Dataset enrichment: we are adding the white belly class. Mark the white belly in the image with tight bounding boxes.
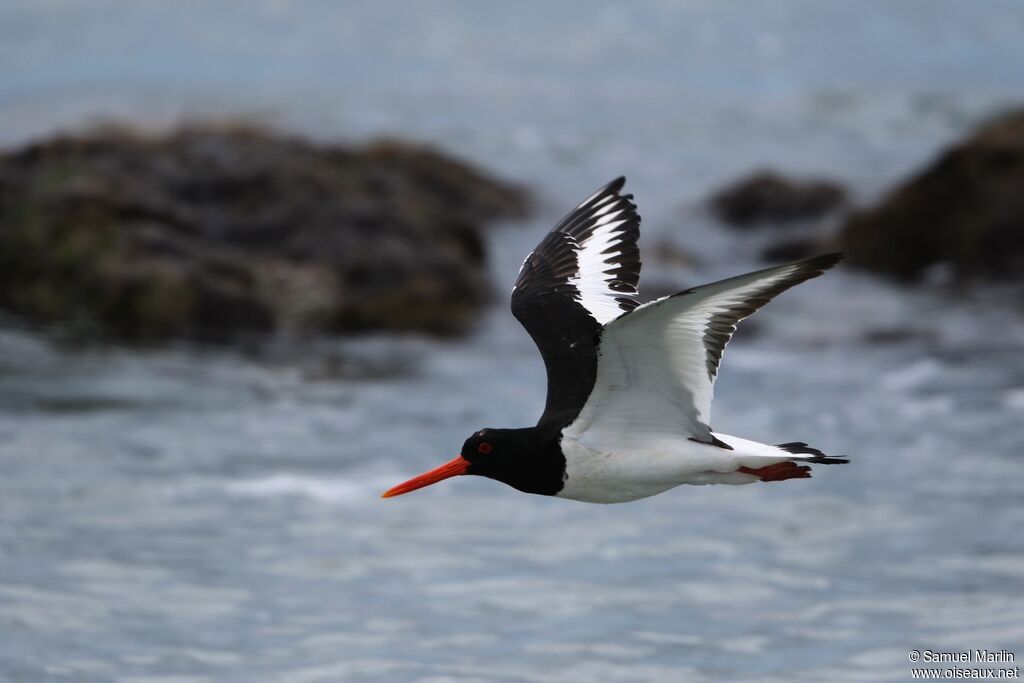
[556,429,757,504]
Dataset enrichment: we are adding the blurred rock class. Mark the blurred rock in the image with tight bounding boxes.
[708,170,846,228]
[862,327,935,345]
[759,239,817,263]
[638,280,689,303]
[647,238,700,269]
[842,109,1024,281]
[758,236,843,263]
[0,124,528,341]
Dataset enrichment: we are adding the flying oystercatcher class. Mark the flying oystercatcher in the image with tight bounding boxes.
[383,177,847,503]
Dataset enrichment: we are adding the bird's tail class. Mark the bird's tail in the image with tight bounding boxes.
[736,442,849,482]
[711,432,849,483]
[774,441,850,465]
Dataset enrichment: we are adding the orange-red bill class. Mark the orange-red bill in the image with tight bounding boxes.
[381,455,469,498]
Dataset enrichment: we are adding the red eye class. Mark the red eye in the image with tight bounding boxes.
[477,442,492,454]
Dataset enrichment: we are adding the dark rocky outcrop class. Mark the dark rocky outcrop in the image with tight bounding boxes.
[841,110,1024,281]
[0,124,528,341]
[708,170,846,228]
[758,239,820,263]
[647,239,700,269]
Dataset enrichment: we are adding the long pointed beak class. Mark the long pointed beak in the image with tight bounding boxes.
[381,455,470,498]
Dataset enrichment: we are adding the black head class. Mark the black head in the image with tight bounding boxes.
[459,428,523,476]
[463,428,566,496]
[382,426,565,498]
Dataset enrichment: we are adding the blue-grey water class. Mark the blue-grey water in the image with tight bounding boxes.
[2,2,1024,681]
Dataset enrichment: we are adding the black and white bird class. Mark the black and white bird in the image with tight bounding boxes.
[383,177,847,504]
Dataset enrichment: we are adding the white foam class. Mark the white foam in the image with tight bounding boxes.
[1005,388,1024,411]
[223,474,371,503]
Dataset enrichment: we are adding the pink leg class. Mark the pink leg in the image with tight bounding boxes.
[737,461,811,482]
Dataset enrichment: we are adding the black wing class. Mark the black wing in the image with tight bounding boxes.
[511,177,642,424]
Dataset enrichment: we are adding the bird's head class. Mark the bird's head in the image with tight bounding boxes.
[381,428,539,498]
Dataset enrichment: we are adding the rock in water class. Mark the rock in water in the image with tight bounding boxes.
[0,124,528,341]
[842,110,1024,281]
[708,170,846,228]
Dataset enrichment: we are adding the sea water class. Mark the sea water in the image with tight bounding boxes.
[1,2,1023,681]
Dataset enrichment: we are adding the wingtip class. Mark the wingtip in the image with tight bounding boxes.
[797,252,844,273]
[576,176,631,210]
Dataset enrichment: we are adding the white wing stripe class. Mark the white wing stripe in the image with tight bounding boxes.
[570,218,635,325]
[589,201,626,221]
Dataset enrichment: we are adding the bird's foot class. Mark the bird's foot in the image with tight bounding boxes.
[738,462,811,482]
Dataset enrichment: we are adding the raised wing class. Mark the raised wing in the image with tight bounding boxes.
[569,254,842,448]
[512,177,642,423]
